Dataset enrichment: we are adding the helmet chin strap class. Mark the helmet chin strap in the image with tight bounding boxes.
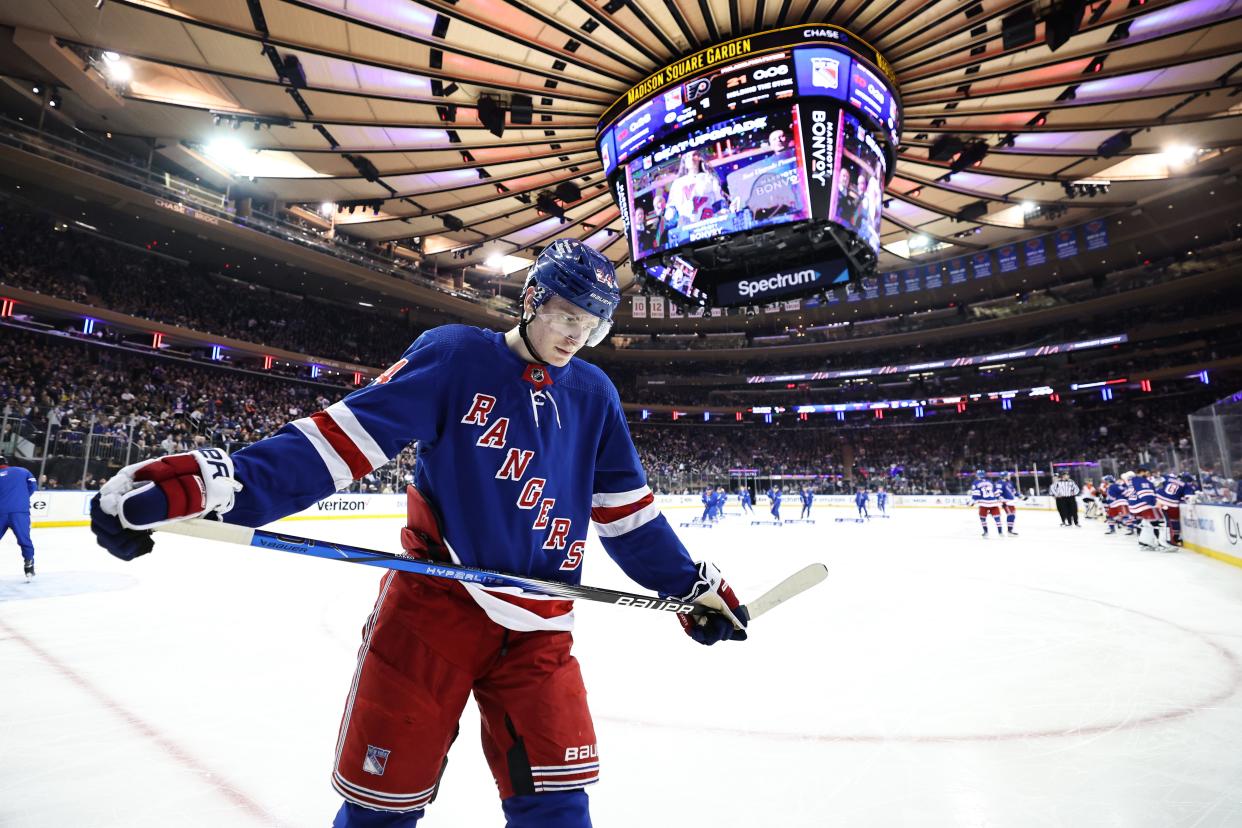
[518,312,550,366]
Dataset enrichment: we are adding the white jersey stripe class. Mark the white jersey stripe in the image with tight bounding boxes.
[591,485,653,508]
[592,501,659,537]
[333,772,436,802]
[292,417,354,490]
[326,400,389,471]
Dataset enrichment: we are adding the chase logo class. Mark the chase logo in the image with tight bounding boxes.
[363,745,391,776]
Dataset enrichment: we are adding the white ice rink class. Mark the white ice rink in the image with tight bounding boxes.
[3,505,1242,828]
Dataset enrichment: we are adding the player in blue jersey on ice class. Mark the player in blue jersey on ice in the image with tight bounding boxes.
[89,239,748,828]
[766,486,782,520]
[875,485,888,516]
[0,455,38,580]
[854,487,869,518]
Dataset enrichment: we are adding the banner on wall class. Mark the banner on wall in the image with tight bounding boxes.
[649,295,665,318]
[668,302,683,318]
[1055,228,1079,259]
[632,295,647,318]
[903,268,921,292]
[883,272,900,295]
[1023,236,1047,267]
[948,258,968,284]
[923,265,943,290]
[783,299,800,311]
[971,252,993,278]
[862,276,880,299]
[1084,219,1109,251]
[998,245,1019,273]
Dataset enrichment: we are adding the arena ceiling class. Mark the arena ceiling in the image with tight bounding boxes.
[1,0,1240,290]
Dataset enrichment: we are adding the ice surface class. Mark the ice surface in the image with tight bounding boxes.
[3,506,1242,827]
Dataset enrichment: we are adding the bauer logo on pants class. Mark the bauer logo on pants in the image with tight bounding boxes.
[363,745,391,776]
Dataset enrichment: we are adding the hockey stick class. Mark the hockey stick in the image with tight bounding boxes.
[156,520,826,621]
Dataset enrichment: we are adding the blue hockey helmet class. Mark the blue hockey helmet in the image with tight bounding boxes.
[975,469,987,478]
[522,239,621,347]
[1179,472,1196,483]
[1102,474,1116,483]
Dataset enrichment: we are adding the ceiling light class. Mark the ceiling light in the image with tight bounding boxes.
[102,51,121,62]
[485,253,505,270]
[1021,201,1037,215]
[319,202,334,216]
[358,301,373,307]
[104,58,132,84]
[1161,145,1198,166]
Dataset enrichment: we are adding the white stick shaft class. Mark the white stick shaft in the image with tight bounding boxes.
[745,563,828,619]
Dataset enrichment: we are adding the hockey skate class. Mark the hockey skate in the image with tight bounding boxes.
[1007,529,1019,536]
[23,559,34,582]
[981,528,989,537]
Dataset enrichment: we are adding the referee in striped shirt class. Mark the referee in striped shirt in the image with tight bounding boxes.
[1050,473,1081,526]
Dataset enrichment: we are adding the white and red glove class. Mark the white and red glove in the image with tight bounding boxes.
[676,561,749,645]
[98,448,243,530]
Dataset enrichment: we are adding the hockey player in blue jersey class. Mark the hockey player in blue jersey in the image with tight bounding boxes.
[738,487,753,514]
[700,487,713,523]
[799,487,813,519]
[89,239,748,828]
[998,472,1021,536]
[767,486,782,520]
[1102,475,1127,534]
[854,487,869,518]
[0,455,38,580]
[971,470,1004,537]
[875,486,888,516]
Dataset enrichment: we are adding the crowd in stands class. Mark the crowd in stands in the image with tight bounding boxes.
[0,323,1210,496]
[0,202,424,366]
[631,392,1205,495]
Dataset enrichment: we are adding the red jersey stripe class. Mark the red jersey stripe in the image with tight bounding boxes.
[591,492,655,524]
[310,410,372,481]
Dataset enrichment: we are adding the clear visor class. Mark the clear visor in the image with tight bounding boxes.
[535,308,612,347]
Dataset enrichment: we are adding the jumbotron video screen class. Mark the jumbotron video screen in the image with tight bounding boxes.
[597,26,901,308]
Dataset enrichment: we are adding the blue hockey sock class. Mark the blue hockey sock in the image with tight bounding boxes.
[502,790,591,828]
[333,801,423,827]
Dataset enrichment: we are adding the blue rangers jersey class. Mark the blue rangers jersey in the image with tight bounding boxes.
[0,463,37,511]
[853,490,869,506]
[1106,482,1127,507]
[876,491,888,506]
[1156,478,1187,508]
[970,479,1000,506]
[739,490,751,505]
[225,325,698,632]
[998,480,1019,502]
[1132,476,1158,509]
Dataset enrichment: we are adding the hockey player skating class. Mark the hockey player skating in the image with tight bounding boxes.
[971,470,1004,537]
[799,487,813,519]
[1102,475,1127,534]
[88,240,748,828]
[738,487,754,514]
[875,486,888,516]
[1081,479,1100,519]
[998,472,1022,536]
[1131,465,1172,550]
[853,487,869,518]
[1156,473,1196,546]
[700,487,714,523]
[767,486,782,520]
[0,454,38,580]
[713,486,727,522]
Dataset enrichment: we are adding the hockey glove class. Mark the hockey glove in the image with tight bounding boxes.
[674,561,749,646]
[99,448,242,529]
[90,495,154,561]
